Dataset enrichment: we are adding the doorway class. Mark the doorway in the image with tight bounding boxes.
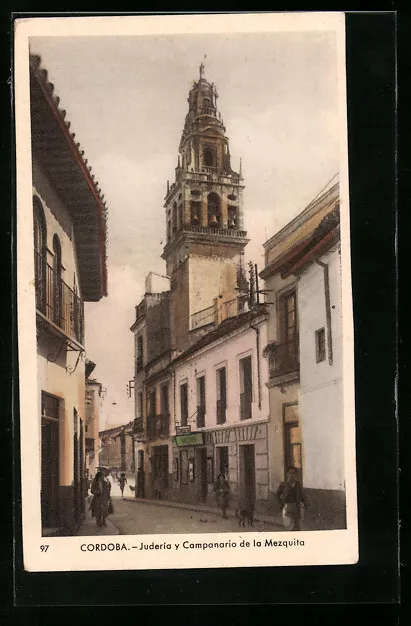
[41,393,60,531]
[152,445,169,498]
[195,447,208,502]
[283,403,303,484]
[217,446,229,476]
[239,444,255,508]
[137,450,145,497]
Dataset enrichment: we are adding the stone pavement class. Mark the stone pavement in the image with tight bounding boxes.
[122,495,283,529]
[75,495,119,536]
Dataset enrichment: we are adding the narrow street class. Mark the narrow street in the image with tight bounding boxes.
[109,497,278,535]
[76,473,280,536]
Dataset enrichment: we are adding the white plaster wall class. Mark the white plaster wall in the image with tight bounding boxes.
[298,245,344,490]
[37,348,86,487]
[34,161,86,489]
[33,162,80,296]
[174,319,269,430]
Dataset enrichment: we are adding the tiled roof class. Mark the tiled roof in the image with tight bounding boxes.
[30,54,108,300]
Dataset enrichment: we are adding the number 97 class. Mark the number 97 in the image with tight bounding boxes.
[40,545,49,552]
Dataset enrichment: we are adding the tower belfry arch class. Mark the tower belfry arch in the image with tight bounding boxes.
[162,66,249,352]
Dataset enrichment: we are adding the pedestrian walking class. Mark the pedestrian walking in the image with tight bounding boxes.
[90,468,113,527]
[214,471,230,519]
[118,472,127,498]
[276,466,307,531]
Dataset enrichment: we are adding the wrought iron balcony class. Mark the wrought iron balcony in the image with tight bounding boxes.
[197,405,206,428]
[35,251,84,345]
[133,416,144,434]
[240,393,252,420]
[216,399,226,424]
[147,414,170,440]
[267,338,300,379]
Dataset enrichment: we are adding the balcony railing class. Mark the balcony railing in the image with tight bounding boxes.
[191,304,216,330]
[267,338,300,379]
[35,251,84,345]
[216,399,226,424]
[182,224,247,238]
[197,405,206,428]
[133,416,144,434]
[200,107,215,116]
[240,393,252,420]
[147,414,170,440]
[182,171,240,186]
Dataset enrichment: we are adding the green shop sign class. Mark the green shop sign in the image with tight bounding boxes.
[174,433,204,447]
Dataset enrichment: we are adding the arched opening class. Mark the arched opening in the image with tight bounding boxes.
[228,206,238,229]
[207,193,221,227]
[172,202,177,234]
[178,203,184,230]
[33,196,47,313]
[52,234,63,325]
[203,146,216,168]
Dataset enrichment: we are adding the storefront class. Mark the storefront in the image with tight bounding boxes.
[170,422,269,513]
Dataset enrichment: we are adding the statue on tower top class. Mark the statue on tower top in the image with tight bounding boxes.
[199,55,207,79]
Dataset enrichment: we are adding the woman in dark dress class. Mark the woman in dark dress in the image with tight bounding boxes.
[214,471,230,519]
[90,469,112,526]
[276,466,307,531]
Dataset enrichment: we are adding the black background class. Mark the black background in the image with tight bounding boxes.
[2,7,402,622]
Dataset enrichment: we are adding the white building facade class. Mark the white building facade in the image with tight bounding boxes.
[169,306,270,513]
[31,54,108,536]
[261,181,345,529]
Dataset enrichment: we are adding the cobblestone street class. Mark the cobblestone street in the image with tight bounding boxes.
[75,473,283,536]
[109,497,279,535]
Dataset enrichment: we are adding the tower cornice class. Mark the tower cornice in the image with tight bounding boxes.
[161,225,249,262]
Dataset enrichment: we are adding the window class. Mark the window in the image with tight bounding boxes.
[197,376,206,428]
[136,335,144,372]
[178,204,184,230]
[138,392,143,417]
[52,234,62,325]
[147,389,156,440]
[283,403,302,484]
[239,355,252,420]
[281,290,297,343]
[216,367,227,424]
[33,197,47,313]
[180,382,188,426]
[270,289,299,377]
[203,146,216,168]
[148,389,156,417]
[172,202,177,233]
[161,384,169,416]
[315,328,326,362]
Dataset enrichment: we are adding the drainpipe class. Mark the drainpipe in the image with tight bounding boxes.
[250,320,262,410]
[316,260,333,366]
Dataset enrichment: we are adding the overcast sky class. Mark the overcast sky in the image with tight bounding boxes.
[30,30,340,429]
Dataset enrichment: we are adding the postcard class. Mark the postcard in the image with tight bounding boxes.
[15,12,357,572]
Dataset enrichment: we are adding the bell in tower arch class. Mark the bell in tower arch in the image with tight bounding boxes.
[207,192,221,227]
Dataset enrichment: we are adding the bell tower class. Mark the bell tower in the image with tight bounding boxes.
[162,62,249,352]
